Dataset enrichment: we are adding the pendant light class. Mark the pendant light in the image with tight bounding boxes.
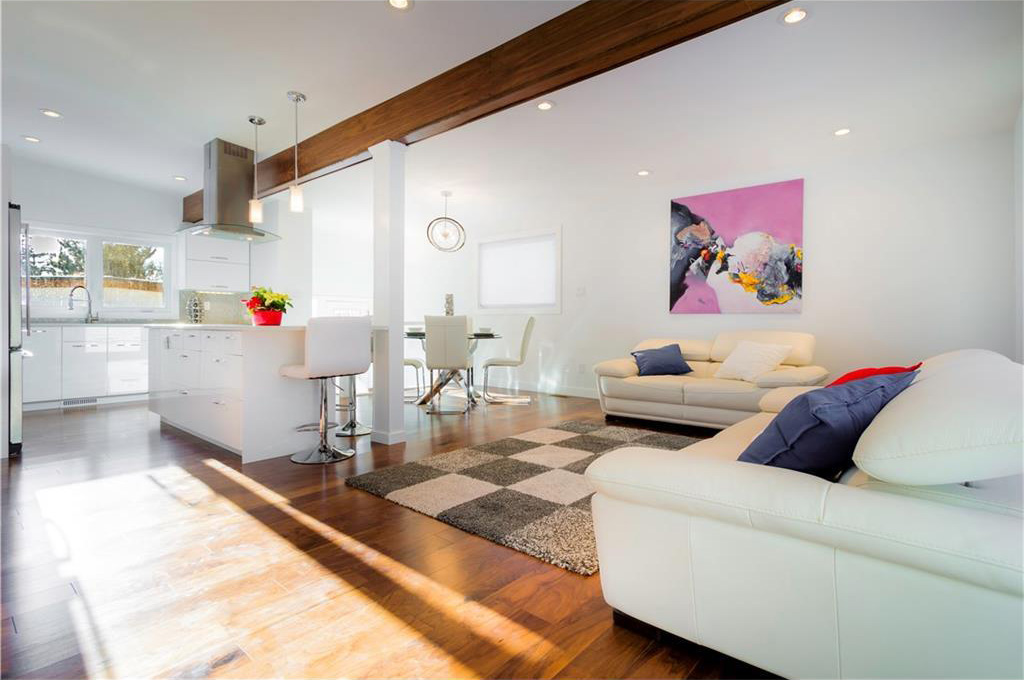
[427,190,466,252]
[248,115,266,224]
[287,91,307,213]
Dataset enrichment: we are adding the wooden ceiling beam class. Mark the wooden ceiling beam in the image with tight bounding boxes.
[182,0,785,220]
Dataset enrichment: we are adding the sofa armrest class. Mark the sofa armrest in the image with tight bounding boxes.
[754,365,829,388]
[594,357,638,379]
[758,385,821,413]
[587,448,1023,595]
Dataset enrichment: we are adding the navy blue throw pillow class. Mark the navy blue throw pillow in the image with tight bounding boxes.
[738,371,918,481]
[631,344,692,377]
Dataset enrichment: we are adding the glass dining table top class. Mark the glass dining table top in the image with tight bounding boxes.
[404,332,502,339]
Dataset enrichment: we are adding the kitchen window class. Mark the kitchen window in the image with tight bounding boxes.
[26,223,175,318]
[102,241,166,308]
[27,234,88,311]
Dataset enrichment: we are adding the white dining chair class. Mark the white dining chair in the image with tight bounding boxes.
[482,316,535,404]
[404,358,425,403]
[424,315,472,414]
[279,316,371,464]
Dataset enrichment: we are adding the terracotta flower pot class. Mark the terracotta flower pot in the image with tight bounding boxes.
[251,309,283,326]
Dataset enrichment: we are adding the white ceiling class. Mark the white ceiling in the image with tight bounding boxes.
[401,0,1022,204]
[1,0,577,194]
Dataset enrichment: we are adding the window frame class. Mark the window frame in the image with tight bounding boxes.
[26,220,177,319]
[475,228,562,316]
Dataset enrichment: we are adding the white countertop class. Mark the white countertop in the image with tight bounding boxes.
[143,323,305,331]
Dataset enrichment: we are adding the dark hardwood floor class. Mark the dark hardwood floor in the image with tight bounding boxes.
[1,394,771,679]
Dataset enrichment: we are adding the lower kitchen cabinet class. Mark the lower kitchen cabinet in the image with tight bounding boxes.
[22,328,61,403]
[62,337,108,399]
[23,325,151,405]
[107,327,148,395]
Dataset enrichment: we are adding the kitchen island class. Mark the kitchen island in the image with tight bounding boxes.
[147,324,320,463]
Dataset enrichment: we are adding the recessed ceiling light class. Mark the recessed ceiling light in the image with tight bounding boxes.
[39,109,62,118]
[782,7,808,24]
[22,135,40,143]
[173,175,187,181]
[833,128,851,137]
[536,100,555,111]
[637,169,651,177]
[389,0,409,8]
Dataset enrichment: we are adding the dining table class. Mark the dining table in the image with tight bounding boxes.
[405,331,503,407]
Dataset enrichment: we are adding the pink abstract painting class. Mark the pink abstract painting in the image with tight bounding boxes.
[669,178,803,314]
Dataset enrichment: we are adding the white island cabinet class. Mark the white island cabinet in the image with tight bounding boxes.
[147,324,320,463]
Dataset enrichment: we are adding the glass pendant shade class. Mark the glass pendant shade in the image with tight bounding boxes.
[248,198,264,224]
[289,184,304,213]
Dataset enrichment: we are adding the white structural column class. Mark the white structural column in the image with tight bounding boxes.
[369,140,406,444]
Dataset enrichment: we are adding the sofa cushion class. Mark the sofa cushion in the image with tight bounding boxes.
[593,357,638,379]
[710,330,816,367]
[631,344,691,376]
[714,341,792,382]
[854,350,1023,485]
[739,371,918,481]
[759,386,822,413]
[683,378,767,412]
[632,338,712,362]
[600,375,693,404]
[755,365,829,387]
[680,412,775,461]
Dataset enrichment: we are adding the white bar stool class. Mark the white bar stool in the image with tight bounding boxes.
[280,316,371,464]
[335,375,372,437]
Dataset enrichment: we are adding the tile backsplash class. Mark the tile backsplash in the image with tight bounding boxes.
[178,290,248,325]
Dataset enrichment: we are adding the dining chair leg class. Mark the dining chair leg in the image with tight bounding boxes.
[482,365,531,405]
[426,369,471,415]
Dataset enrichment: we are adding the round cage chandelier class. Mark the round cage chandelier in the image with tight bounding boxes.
[426,190,465,252]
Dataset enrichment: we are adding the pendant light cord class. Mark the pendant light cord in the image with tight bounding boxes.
[293,99,299,183]
[253,122,259,199]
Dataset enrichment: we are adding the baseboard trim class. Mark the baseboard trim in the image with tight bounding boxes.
[371,429,406,445]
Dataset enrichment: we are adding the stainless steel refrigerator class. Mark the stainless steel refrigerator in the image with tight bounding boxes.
[7,202,27,456]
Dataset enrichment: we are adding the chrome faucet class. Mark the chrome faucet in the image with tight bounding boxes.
[68,285,98,323]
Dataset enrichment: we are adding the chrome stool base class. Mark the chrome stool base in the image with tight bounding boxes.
[290,445,354,465]
[297,422,338,433]
[336,421,372,437]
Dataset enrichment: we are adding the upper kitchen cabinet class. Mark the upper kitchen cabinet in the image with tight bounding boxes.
[179,233,250,292]
[187,235,249,265]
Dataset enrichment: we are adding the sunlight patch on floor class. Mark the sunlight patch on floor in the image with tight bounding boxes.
[203,458,560,664]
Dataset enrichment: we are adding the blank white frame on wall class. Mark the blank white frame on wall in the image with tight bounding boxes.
[476,229,561,315]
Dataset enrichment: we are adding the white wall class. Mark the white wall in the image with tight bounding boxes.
[250,197,314,325]
[396,131,1017,398]
[9,154,182,235]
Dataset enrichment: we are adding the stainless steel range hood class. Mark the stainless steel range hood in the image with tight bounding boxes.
[178,138,279,243]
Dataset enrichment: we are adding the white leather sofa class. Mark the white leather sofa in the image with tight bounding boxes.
[586,349,1023,679]
[594,331,828,429]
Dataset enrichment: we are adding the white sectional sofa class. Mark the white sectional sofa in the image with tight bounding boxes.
[586,349,1023,679]
[594,331,829,429]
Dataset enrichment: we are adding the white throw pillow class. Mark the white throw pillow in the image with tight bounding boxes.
[714,340,792,382]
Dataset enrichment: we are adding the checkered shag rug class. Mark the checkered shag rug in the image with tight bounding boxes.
[345,419,705,575]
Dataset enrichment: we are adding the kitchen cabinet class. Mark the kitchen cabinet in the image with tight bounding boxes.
[184,259,249,293]
[107,327,148,395]
[62,330,108,399]
[22,328,61,403]
[181,234,250,292]
[187,235,249,265]
[22,325,150,405]
[147,325,318,462]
